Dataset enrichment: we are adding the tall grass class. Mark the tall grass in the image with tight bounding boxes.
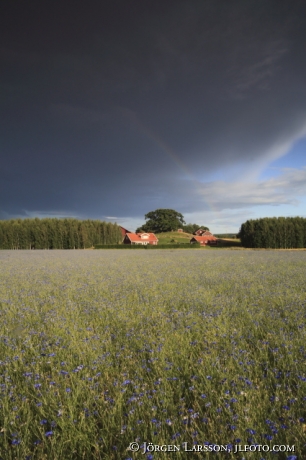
[0,250,305,459]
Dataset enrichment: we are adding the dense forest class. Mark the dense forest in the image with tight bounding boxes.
[238,217,306,248]
[0,218,122,249]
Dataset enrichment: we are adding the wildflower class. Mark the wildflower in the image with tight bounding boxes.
[45,431,53,437]
[11,439,21,445]
[59,370,69,376]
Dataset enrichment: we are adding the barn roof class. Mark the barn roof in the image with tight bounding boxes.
[125,232,158,242]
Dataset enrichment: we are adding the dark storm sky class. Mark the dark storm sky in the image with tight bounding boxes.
[1,0,306,231]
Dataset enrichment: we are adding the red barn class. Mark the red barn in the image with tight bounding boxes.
[193,229,212,236]
[123,232,158,245]
[190,235,218,246]
[120,226,131,237]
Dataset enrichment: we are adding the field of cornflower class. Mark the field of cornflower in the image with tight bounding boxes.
[0,249,305,460]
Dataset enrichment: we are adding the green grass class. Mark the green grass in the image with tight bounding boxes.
[0,250,305,459]
[156,231,194,244]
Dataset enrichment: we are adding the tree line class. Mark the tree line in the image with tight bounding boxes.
[0,218,122,249]
[238,217,306,248]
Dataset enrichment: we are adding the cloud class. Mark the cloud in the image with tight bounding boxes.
[227,39,288,98]
[195,167,306,211]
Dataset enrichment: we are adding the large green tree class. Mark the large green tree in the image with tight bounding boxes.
[137,208,186,233]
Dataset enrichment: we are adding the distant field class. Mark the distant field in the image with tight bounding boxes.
[0,250,305,459]
[155,232,242,248]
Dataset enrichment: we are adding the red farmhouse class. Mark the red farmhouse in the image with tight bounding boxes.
[123,232,158,245]
[190,234,218,246]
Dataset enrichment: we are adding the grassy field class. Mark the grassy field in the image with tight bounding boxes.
[154,231,193,244]
[0,250,305,459]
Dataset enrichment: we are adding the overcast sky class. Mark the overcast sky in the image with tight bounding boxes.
[1,0,306,233]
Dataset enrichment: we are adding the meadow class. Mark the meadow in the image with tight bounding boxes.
[0,249,305,460]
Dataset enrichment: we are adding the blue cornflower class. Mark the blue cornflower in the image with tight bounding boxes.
[66,388,71,393]
[40,419,48,425]
[45,431,53,437]
[59,370,69,375]
[11,439,21,445]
